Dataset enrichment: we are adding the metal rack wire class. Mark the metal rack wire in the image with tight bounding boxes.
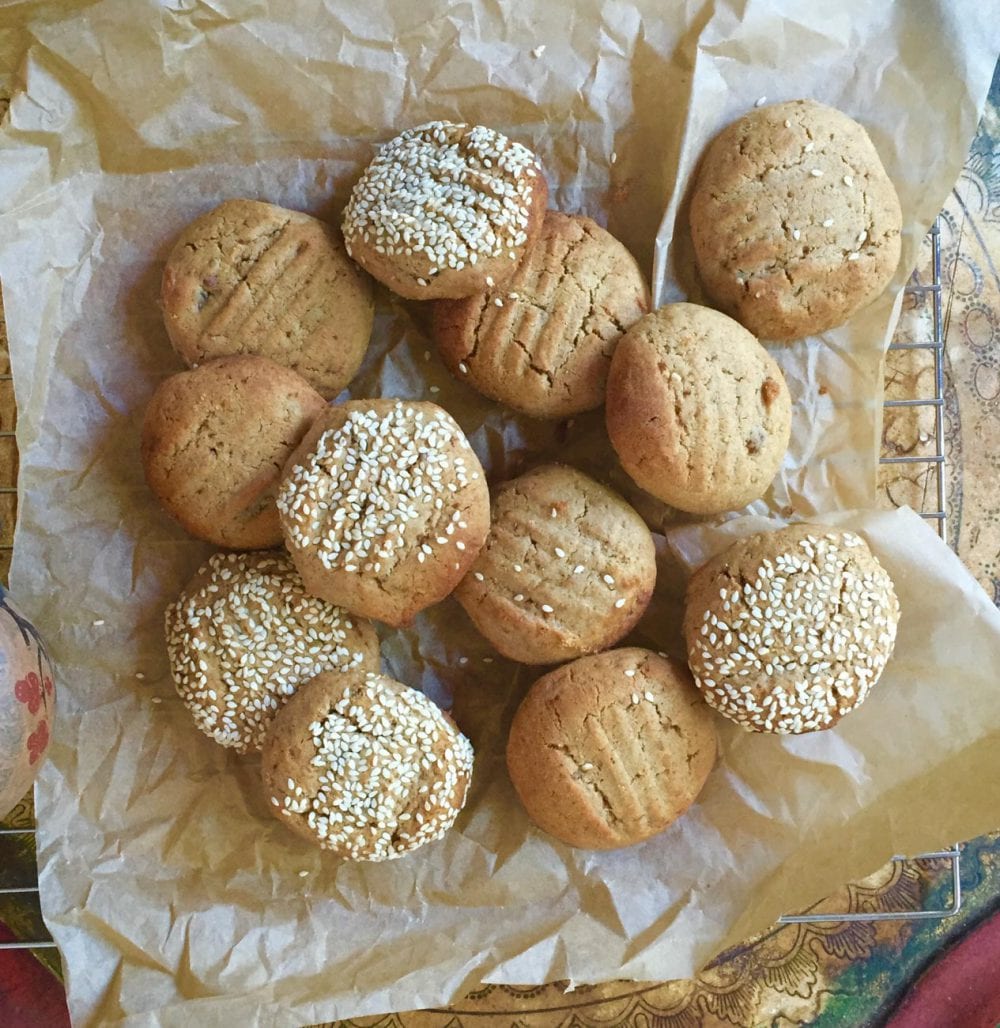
[0,221,959,953]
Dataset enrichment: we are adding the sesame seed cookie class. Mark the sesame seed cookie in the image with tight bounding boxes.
[161,200,374,398]
[683,524,900,734]
[455,464,656,665]
[277,399,490,627]
[506,648,717,850]
[261,669,474,861]
[433,211,650,418]
[141,355,327,549]
[605,303,791,514]
[342,121,548,300]
[165,551,379,754]
[689,99,902,340]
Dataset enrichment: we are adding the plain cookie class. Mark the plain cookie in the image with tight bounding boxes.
[165,551,379,754]
[690,99,902,340]
[455,463,656,665]
[342,121,548,300]
[277,399,490,626]
[141,355,327,549]
[506,647,717,849]
[683,524,900,734]
[161,199,374,398]
[433,211,649,418]
[606,303,791,514]
[261,669,474,860]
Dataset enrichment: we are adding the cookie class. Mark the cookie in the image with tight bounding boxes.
[506,648,717,850]
[261,669,474,860]
[342,121,548,300]
[455,464,656,665]
[141,355,327,549]
[683,524,900,734]
[277,399,490,626]
[689,99,902,340]
[161,200,374,398]
[433,211,649,418]
[606,303,791,514]
[165,551,379,754]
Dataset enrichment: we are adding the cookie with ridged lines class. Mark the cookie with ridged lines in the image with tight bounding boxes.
[455,463,656,665]
[262,670,474,860]
[141,355,327,549]
[689,99,902,340]
[276,399,490,627]
[433,211,650,418]
[161,199,374,398]
[165,551,379,754]
[506,647,717,850]
[342,121,548,300]
[683,524,900,734]
[606,303,791,514]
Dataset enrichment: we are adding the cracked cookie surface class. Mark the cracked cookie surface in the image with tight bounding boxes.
[433,211,649,418]
[683,524,900,734]
[161,199,374,398]
[606,302,791,514]
[262,669,474,860]
[141,355,327,548]
[277,398,490,626]
[689,99,902,340]
[506,647,717,850]
[455,463,656,665]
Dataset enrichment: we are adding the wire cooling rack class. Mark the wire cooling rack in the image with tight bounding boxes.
[0,222,959,953]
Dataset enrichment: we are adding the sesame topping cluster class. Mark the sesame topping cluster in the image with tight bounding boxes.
[342,121,539,281]
[275,673,474,860]
[165,552,369,752]
[688,532,899,734]
[277,403,479,575]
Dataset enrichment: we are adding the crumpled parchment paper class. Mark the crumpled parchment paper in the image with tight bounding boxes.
[0,1,998,1024]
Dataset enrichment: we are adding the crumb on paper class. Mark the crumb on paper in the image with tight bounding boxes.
[92,619,105,626]
[531,45,546,58]
[755,96,767,107]
[135,672,145,680]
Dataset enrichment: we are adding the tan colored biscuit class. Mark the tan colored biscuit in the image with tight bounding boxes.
[506,647,717,850]
[161,199,374,398]
[165,551,379,754]
[277,399,490,626]
[433,211,649,418]
[455,464,656,665]
[141,355,327,549]
[689,99,902,340]
[606,303,791,514]
[683,524,900,734]
[261,669,474,860]
[342,121,548,300]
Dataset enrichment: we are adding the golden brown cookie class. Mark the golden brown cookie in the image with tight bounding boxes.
[161,199,374,398]
[606,303,791,514]
[277,399,490,626]
[141,355,327,549]
[165,551,379,754]
[683,524,900,734]
[433,211,649,418]
[261,669,474,860]
[506,647,717,850]
[455,464,656,665]
[342,121,548,300]
[689,99,902,340]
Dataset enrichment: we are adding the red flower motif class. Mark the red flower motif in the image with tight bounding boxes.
[43,675,54,698]
[14,672,42,715]
[27,720,49,765]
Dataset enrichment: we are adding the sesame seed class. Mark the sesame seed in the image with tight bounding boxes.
[513,563,523,572]
[550,507,558,518]
[151,697,163,704]
[531,44,546,57]
[458,362,469,374]
[541,604,554,614]
[754,96,767,107]
[135,672,145,680]
[494,297,504,307]
[485,275,495,287]
[92,619,105,627]
[803,142,814,153]
[847,252,860,261]
[514,593,525,602]
[554,547,566,558]
[603,574,615,585]
[580,762,594,771]
[810,168,823,177]
[474,572,485,581]
[610,151,617,164]
[298,870,309,877]
[624,669,636,677]
[792,228,800,241]
[483,657,493,664]
[573,565,585,574]
[784,119,792,128]
[822,218,834,228]
[614,598,626,609]
[843,174,853,186]
[429,385,440,393]
[459,656,469,665]
[631,692,640,705]
[644,691,655,702]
